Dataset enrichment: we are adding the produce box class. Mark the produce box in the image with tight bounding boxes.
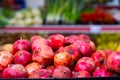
[0,32,120,80]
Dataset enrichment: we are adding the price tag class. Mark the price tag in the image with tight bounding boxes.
[90,25,102,34]
[26,0,45,8]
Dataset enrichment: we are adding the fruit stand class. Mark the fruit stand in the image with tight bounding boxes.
[0,0,120,80]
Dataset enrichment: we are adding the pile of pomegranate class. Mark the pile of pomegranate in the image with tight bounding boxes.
[0,34,120,79]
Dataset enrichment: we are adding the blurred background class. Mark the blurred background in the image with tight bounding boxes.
[0,0,120,51]
[0,0,120,26]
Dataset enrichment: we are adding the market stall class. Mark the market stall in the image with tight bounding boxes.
[0,0,120,80]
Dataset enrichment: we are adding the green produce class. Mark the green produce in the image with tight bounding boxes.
[0,8,15,27]
[9,8,43,26]
[0,13,8,27]
[94,33,120,50]
[45,0,86,24]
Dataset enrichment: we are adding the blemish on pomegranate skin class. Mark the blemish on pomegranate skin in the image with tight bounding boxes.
[63,71,67,74]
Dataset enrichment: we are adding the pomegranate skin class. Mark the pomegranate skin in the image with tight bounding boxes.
[25,62,42,75]
[46,65,55,75]
[52,66,72,78]
[0,71,2,78]
[49,34,65,50]
[12,39,31,55]
[65,35,79,44]
[62,44,81,63]
[91,50,106,67]
[74,57,95,74]
[55,44,81,64]
[32,45,54,67]
[2,64,28,78]
[65,34,90,45]
[0,51,13,71]
[93,67,113,77]
[30,35,42,43]
[32,38,50,51]
[106,51,120,73]
[77,34,90,40]
[54,52,73,69]
[73,40,96,57]
[104,49,112,56]
[14,50,32,66]
[72,71,91,78]
[29,68,51,78]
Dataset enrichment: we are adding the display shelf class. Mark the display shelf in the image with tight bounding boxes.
[1,25,120,33]
[1,76,120,80]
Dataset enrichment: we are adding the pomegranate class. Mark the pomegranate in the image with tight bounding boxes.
[63,44,81,63]
[29,68,51,78]
[32,38,50,51]
[104,49,113,61]
[72,71,91,78]
[25,62,42,75]
[73,40,96,57]
[12,38,31,55]
[30,35,42,43]
[32,45,54,67]
[106,51,120,73]
[104,49,112,56]
[0,71,2,78]
[56,44,81,63]
[14,50,32,66]
[74,57,95,74]
[0,66,4,72]
[55,47,64,54]
[2,64,28,78]
[46,65,55,75]
[54,52,73,69]
[77,34,90,40]
[91,50,106,67]
[65,34,90,45]
[0,51,13,71]
[65,35,79,44]
[93,67,113,77]
[52,66,72,78]
[49,34,65,50]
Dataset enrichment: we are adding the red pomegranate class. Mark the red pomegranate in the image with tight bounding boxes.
[30,35,42,43]
[77,34,90,40]
[106,51,120,73]
[12,38,31,55]
[104,49,112,56]
[91,50,106,67]
[0,51,13,71]
[49,34,65,50]
[52,66,72,78]
[32,45,54,67]
[54,52,73,69]
[0,71,2,78]
[65,35,79,44]
[74,57,95,74]
[14,50,32,66]
[72,71,91,78]
[93,67,113,77]
[25,62,42,75]
[29,68,51,78]
[32,38,51,51]
[2,64,28,78]
[73,40,96,57]
[56,44,81,63]
[46,65,55,75]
